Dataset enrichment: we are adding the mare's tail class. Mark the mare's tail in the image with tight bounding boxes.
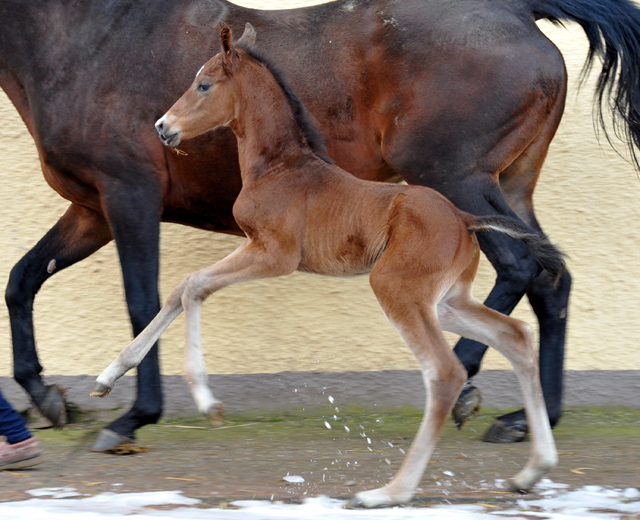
[468,216,566,284]
[528,0,640,171]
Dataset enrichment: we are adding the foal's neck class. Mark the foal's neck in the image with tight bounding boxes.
[231,63,313,181]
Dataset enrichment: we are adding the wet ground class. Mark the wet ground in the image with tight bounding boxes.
[1,407,638,509]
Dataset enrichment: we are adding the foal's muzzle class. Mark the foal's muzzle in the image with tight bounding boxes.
[155,116,180,147]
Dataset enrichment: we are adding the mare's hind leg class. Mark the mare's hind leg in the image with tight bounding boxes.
[6,203,112,427]
[475,119,572,441]
[525,270,571,427]
[94,239,299,422]
[438,282,557,490]
[382,70,567,441]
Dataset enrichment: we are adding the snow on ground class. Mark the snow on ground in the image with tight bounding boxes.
[0,480,639,520]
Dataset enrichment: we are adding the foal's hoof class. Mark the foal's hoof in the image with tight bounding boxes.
[346,486,410,508]
[90,381,112,398]
[208,404,225,425]
[38,385,68,428]
[89,429,136,453]
[482,418,528,443]
[345,497,368,509]
[452,381,481,429]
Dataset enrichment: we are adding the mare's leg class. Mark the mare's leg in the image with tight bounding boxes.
[6,203,112,427]
[476,112,572,440]
[94,239,299,421]
[526,270,571,427]
[488,162,573,436]
[438,281,557,489]
[491,271,571,438]
[381,67,567,441]
[89,181,164,451]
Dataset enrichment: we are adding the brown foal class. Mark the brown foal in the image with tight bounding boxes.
[94,24,562,507]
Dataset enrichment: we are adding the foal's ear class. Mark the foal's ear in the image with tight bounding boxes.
[220,22,235,58]
[236,22,257,49]
[219,23,237,73]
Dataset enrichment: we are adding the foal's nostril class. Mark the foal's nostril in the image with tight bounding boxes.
[155,118,165,135]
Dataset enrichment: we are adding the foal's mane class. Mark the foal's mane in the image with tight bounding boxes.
[235,43,334,164]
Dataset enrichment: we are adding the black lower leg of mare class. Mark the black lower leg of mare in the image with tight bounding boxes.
[101,182,164,440]
[5,204,110,418]
[489,205,570,431]
[527,269,571,427]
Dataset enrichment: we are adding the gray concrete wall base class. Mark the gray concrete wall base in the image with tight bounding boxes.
[1,370,639,417]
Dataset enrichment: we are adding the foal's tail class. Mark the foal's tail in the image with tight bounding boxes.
[468,216,566,284]
[528,0,640,172]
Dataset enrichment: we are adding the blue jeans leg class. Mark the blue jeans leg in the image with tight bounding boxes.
[0,388,31,444]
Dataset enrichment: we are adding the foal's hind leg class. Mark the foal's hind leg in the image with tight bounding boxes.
[438,285,557,490]
[351,263,466,507]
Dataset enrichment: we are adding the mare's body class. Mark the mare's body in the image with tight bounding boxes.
[2,0,640,449]
[94,24,561,507]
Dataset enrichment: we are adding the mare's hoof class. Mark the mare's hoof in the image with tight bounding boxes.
[39,385,68,428]
[482,418,528,443]
[452,381,481,429]
[208,404,225,425]
[89,429,136,453]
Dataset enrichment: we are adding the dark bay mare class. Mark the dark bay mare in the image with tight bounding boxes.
[92,23,562,506]
[2,0,640,451]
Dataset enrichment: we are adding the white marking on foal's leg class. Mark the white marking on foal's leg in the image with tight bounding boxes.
[182,276,223,423]
[507,359,558,491]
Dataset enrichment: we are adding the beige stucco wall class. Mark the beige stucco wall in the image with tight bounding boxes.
[0,1,639,378]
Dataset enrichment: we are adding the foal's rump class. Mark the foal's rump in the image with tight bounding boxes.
[380,183,566,290]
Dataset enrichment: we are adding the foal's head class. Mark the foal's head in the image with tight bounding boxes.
[155,23,257,147]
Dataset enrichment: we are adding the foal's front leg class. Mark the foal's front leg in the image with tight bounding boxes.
[92,239,298,402]
[179,241,298,421]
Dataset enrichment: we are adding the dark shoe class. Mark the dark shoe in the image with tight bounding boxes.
[0,436,43,470]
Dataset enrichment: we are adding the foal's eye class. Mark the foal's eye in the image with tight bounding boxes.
[197,82,210,93]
